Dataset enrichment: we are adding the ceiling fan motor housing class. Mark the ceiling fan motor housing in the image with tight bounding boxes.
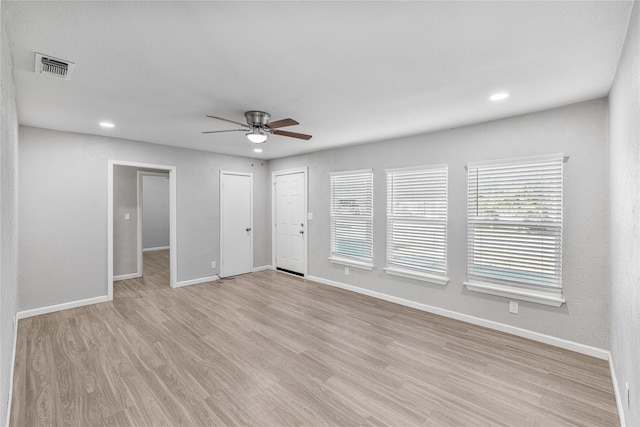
[245,111,270,127]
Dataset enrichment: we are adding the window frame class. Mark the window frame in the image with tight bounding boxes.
[463,153,566,306]
[384,164,449,285]
[329,169,374,270]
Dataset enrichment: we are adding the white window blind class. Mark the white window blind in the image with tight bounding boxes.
[467,154,563,288]
[386,165,448,278]
[330,170,373,264]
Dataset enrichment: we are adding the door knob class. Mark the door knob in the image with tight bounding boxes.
[246,227,252,232]
[299,230,304,234]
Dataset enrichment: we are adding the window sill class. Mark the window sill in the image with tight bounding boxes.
[329,256,374,271]
[384,266,449,286]
[464,281,565,307]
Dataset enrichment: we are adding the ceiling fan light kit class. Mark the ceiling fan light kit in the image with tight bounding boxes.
[246,128,268,144]
[203,111,312,144]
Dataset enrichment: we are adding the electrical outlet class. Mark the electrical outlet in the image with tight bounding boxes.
[124,213,131,221]
[211,261,216,269]
[344,267,350,276]
[509,301,519,314]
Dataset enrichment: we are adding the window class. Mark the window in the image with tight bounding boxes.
[465,154,565,306]
[329,170,374,269]
[385,165,448,285]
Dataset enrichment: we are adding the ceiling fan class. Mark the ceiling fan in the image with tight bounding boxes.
[203,111,312,144]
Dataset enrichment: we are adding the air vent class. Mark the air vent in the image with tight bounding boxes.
[35,53,75,80]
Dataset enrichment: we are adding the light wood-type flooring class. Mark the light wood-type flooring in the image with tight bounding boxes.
[11,250,619,426]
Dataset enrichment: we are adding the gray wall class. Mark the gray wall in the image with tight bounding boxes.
[18,126,270,311]
[113,165,139,277]
[609,1,640,425]
[0,14,19,426]
[142,174,170,250]
[270,99,610,349]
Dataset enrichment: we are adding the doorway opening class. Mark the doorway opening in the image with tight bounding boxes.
[108,160,177,300]
[138,171,170,284]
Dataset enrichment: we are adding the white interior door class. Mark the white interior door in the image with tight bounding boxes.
[275,170,307,275]
[220,171,252,277]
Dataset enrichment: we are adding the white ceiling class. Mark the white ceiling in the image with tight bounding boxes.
[4,1,633,160]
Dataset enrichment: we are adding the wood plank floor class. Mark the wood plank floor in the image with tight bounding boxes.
[11,250,619,426]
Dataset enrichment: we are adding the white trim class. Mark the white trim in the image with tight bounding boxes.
[385,163,448,173]
[329,168,372,176]
[307,275,608,360]
[173,275,219,288]
[108,161,114,299]
[113,272,142,281]
[6,315,18,427]
[609,355,627,427]
[108,160,172,169]
[220,171,253,278]
[142,246,170,252]
[138,171,170,177]
[384,266,449,286]
[328,256,374,271]
[169,168,177,288]
[17,295,110,319]
[108,160,177,298]
[272,167,309,277]
[464,281,565,307]
[466,152,565,169]
[136,170,142,278]
[271,167,308,177]
[252,265,274,272]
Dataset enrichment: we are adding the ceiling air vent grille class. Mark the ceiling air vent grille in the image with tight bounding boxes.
[35,53,75,80]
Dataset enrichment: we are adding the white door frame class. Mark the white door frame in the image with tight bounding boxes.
[108,160,177,300]
[220,170,253,278]
[271,167,308,277]
[137,170,171,274]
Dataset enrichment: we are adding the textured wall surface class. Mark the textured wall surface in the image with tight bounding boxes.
[609,2,640,425]
[113,165,139,276]
[0,13,19,427]
[18,126,270,311]
[270,99,610,349]
[142,174,170,250]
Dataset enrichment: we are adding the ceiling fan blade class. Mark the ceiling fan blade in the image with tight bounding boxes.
[267,118,299,129]
[206,115,249,128]
[273,130,312,140]
[201,129,246,134]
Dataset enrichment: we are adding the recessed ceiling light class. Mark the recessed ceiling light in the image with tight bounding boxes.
[490,93,509,101]
[253,148,263,153]
[99,122,115,128]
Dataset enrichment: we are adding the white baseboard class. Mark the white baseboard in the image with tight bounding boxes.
[142,246,170,252]
[16,295,110,319]
[609,355,627,427]
[5,315,18,427]
[307,275,609,360]
[113,272,142,281]
[173,275,219,289]
[252,265,273,272]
